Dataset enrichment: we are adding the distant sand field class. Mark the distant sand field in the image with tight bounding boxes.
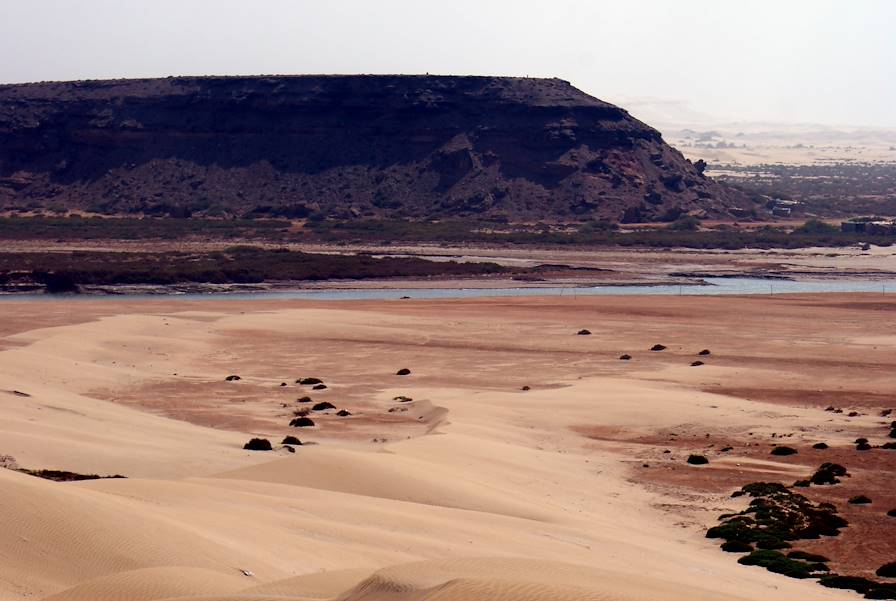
[1,294,893,600]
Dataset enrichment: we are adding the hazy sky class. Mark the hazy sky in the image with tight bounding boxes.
[2,0,894,127]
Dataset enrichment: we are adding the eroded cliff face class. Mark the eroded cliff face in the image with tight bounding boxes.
[0,75,749,221]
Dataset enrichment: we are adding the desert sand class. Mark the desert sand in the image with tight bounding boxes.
[1,294,894,600]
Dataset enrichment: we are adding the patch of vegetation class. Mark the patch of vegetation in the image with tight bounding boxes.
[788,551,831,563]
[308,218,896,249]
[0,215,290,241]
[848,495,872,505]
[877,563,896,578]
[708,482,847,553]
[281,436,302,445]
[737,549,827,579]
[819,575,896,597]
[298,378,322,385]
[0,246,511,289]
[687,454,709,465]
[396,368,411,376]
[810,462,848,485]
[720,540,753,553]
[771,446,798,456]
[14,468,126,482]
[243,438,272,451]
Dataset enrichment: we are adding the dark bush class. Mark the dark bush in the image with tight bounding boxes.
[281,436,302,445]
[577,329,592,336]
[698,349,711,355]
[521,385,530,390]
[810,462,848,485]
[37,271,80,294]
[619,354,632,360]
[687,454,709,465]
[888,509,896,517]
[737,550,819,579]
[243,438,272,451]
[771,446,798,456]
[721,540,753,553]
[393,396,413,402]
[298,377,323,385]
[336,409,351,416]
[812,442,829,449]
[297,396,312,403]
[819,575,879,594]
[312,384,327,390]
[225,375,241,381]
[289,416,315,427]
[396,368,411,376]
[877,563,896,578]
[691,361,704,367]
[848,495,872,504]
[650,344,667,351]
[312,401,335,411]
[857,441,873,451]
[866,587,896,599]
[882,442,896,450]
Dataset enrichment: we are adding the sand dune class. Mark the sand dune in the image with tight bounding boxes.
[1,295,889,600]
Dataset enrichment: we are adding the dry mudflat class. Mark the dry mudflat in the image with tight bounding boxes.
[1,293,894,601]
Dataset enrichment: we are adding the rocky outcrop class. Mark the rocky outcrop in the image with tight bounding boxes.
[0,75,749,221]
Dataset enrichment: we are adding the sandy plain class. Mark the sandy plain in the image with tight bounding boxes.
[1,293,894,600]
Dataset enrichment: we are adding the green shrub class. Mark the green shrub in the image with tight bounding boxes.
[721,540,753,553]
[737,550,818,579]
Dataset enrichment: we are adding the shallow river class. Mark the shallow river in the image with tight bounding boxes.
[4,277,896,301]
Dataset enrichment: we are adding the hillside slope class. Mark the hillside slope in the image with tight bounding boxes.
[0,75,750,222]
